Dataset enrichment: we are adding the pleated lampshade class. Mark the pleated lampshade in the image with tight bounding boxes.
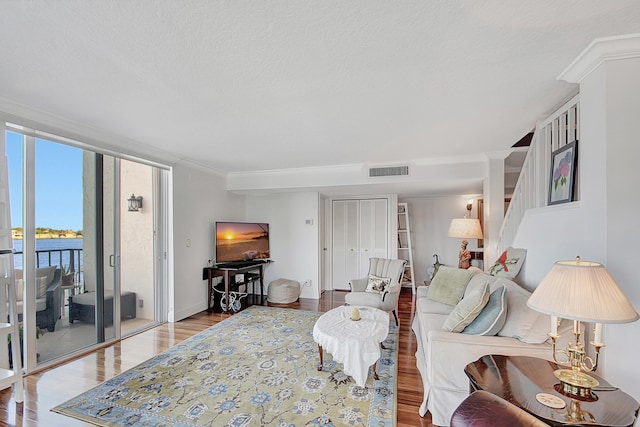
[447,218,483,239]
[527,259,639,324]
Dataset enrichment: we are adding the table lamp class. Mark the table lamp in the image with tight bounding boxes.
[447,218,483,269]
[527,257,639,399]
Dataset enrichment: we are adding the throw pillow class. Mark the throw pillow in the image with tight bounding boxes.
[443,281,490,333]
[463,285,507,335]
[35,265,56,299]
[488,247,527,279]
[365,274,391,294]
[36,276,49,299]
[427,265,476,306]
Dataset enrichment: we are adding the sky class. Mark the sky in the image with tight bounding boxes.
[6,131,83,230]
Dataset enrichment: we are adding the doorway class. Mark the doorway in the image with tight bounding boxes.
[3,125,166,371]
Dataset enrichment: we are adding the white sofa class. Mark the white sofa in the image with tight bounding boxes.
[411,266,566,427]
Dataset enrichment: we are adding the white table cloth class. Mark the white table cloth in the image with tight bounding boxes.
[312,305,389,387]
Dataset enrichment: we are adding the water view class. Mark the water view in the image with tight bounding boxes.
[12,238,83,270]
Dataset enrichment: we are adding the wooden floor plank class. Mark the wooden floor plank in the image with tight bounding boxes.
[0,289,433,426]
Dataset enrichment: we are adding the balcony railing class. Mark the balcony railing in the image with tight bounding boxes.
[13,247,84,284]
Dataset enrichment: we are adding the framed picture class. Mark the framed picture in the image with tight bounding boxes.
[548,140,578,205]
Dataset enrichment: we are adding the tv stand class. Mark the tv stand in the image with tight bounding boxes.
[203,261,270,313]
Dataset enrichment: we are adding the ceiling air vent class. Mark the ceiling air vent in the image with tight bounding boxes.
[369,165,409,177]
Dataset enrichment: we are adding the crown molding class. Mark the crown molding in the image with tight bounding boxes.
[558,33,640,83]
[0,97,180,166]
[175,158,227,177]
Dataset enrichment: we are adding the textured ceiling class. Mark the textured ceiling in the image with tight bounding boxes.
[1,1,640,181]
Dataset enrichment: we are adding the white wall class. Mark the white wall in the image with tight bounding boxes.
[600,57,640,401]
[514,50,640,401]
[399,196,482,286]
[171,162,245,321]
[120,160,154,320]
[513,203,603,291]
[246,192,321,299]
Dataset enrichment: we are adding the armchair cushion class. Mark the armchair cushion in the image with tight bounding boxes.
[345,291,389,311]
[427,266,475,306]
[365,274,391,294]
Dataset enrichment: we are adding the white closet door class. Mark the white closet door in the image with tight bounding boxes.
[371,198,389,260]
[331,200,359,290]
[332,198,389,290]
[359,199,388,277]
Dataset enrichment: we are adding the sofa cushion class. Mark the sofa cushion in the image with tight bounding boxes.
[463,285,507,335]
[417,296,455,315]
[496,278,550,343]
[488,247,526,279]
[443,282,490,333]
[365,274,391,294]
[427,266,475,306]
[15,298,48,314]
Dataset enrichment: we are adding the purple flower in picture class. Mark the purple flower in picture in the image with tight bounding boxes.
[553,151,573,191]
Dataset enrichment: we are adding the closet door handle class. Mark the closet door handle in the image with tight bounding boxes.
[109,254,115,267]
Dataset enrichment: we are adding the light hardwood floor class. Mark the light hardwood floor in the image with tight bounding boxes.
[0,289,433,427]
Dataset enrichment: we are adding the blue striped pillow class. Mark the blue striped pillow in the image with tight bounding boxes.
[463,286,507,336]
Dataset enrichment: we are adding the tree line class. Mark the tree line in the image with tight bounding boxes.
[12,227,83,236]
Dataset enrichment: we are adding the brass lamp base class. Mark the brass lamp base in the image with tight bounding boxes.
[554,369,599,401]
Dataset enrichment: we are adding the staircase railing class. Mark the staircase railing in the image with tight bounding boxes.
[496,94,580,253]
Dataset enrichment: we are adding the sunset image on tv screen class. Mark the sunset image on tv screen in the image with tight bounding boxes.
[215,222,270,262]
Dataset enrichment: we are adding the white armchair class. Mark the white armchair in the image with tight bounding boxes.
[344,258,407,325]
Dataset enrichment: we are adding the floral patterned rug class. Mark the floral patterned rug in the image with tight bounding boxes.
[52,306,398,427]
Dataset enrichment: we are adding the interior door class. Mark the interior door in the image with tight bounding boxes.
[359,199,389,275]
[331,200,359,290]
[331,198,390,289]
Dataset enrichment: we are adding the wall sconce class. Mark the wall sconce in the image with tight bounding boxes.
[466,199,473,213]
[127,193,143,212]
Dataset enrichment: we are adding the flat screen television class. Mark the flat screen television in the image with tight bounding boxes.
[215,221,270,263]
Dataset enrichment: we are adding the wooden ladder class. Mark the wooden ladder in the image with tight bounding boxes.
[0,132,24,401]
[397,203,416,294]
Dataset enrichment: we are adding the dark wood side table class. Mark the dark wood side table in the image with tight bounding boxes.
[464,355,639,427]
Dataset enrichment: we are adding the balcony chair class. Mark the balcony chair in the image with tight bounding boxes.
[344,258,406,326]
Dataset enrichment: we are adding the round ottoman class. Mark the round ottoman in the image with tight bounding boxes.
[268,279,301,304]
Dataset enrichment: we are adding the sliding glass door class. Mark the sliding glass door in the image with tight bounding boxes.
[4,124,164,371]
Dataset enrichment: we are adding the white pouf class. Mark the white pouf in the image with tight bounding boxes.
[268,279,300,304]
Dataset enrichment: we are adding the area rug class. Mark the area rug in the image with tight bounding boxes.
[52,306,398,427]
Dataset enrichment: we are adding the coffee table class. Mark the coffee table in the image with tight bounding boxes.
[312,305,389,387]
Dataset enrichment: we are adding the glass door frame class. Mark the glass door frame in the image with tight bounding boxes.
[4,121,168,373]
